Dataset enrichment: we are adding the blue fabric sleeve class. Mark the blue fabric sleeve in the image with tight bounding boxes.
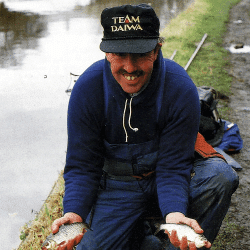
[156,68,200,217]
[63,62,105,220]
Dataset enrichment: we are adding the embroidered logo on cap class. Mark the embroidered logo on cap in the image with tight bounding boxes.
[111,15,143,32]
[100,4,160,53]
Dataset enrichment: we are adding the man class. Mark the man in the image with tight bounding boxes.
[51,4,239,250]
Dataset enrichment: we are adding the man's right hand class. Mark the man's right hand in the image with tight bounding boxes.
[51,212,86,250]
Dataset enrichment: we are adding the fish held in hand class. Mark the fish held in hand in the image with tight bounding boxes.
[42,222,90,249]
[160,223,208,248]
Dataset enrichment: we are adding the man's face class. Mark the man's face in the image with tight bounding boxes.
[106,45,161,94]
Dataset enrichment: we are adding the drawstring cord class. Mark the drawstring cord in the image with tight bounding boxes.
[123,98,139,142]
[123,99,128,142]
[128,98,139,133]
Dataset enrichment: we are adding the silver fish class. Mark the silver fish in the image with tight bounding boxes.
[159,223,208,248]
[42,222,90,249]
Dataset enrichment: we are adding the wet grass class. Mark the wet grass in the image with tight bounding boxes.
[17,0,242,249]
[211,215,245,249]
[17,172,64,250]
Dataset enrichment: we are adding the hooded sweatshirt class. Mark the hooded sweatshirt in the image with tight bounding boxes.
[63,51,200,221]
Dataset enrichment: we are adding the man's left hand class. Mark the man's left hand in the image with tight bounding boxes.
[164,212,212,250]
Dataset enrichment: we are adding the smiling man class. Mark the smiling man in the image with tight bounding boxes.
[105,51,160,94]
[50,4,238,250]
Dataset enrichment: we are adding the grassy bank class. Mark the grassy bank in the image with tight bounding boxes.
[161,0,241,119]
[162,0,237,91]
[161,0,243,249]
[18,172,64,250]
[18,0,241,249]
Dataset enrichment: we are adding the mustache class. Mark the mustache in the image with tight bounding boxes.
[120,70,143,75]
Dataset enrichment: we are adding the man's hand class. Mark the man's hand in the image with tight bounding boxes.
[164,212,212,250]
[51,212,86,250]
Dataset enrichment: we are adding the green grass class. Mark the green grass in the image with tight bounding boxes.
[211,215,244,249]
[18,172,64,250]
[161,0,243,248]
[161,0,241,96]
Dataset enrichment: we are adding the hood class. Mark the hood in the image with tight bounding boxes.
[103,50,165,142]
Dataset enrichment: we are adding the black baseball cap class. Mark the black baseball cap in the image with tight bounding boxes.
[100,4,160,53]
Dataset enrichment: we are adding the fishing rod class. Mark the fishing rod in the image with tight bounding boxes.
[169,34,207,66]
[184,33,208,71]
[66,34,207,94]
[65,72,80,95]
[169,49,177,60]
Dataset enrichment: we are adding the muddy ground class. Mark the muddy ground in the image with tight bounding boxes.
[218,0,250,249]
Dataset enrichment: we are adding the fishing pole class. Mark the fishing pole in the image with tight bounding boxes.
[169,49,177,60]
[184,33,208,71]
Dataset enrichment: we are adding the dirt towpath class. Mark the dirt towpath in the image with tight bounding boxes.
[220,0,250,248]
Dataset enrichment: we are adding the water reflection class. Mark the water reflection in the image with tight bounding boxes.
[77,0,192,28]
[0,3,48,67]
[0,0,192,68]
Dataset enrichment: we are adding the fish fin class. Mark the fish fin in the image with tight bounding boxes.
[41,233,54,247]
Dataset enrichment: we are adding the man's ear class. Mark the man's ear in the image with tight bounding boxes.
[154,43,162,60]
[106,53,111,62]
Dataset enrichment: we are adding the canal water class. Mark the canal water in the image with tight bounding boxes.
[0,0,193,248]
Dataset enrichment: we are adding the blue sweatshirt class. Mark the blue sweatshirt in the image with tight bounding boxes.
[63,51,200,220]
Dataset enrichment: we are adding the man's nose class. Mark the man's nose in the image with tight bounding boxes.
[123,54,138,73]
